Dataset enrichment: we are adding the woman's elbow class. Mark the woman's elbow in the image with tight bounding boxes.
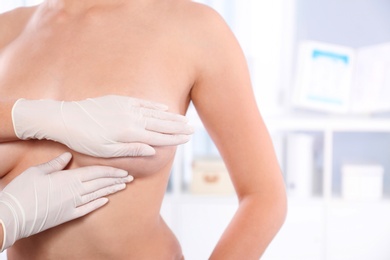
[274,185,288,230]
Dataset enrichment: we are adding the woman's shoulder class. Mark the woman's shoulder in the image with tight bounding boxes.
[0,6,37,49]
[176,1,230,32]
[171,1,237,55]
[170,1,242,72]
[181,1,223,18]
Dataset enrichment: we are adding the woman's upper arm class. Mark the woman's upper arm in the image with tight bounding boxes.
[189,6,284,199]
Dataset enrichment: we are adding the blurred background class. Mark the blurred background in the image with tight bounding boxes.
[1,0,390,259]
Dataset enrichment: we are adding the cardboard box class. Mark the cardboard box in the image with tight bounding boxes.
[190,159,235,195]
[341,164,384,200]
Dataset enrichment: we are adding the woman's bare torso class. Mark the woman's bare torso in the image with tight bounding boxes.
[0,2,196,259]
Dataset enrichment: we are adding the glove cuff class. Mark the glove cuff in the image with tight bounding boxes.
[12,99,62,141]
[0,195,20,252]
[11,98,26,139]
[0,219,6,252]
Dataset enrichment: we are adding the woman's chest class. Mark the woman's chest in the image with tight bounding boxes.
[0,20,193,112]
[0,18,194,181]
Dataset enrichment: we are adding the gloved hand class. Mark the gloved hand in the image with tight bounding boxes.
[12,95,194,157]
[0,152,133,251]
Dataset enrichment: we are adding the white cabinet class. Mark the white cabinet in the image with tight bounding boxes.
[326,201,390,260]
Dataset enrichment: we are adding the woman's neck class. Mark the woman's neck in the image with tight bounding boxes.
[44,0,149,15]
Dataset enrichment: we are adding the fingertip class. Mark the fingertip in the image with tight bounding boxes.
[145,148,156,156]
[115,169,129,177]
[140,145,156,156]
[40,152,72,173]
[75,198,109,218]
[124,175,134,183]
[186,124,195,134]
[122,144,156,157]
[60,152,72,162]
[87,197,109,211]
[100,197,109,205]
[180,134,192,144]
[173,134,192,146]
[176,115,189,123]
[116,183,127,191]
[140,100,169,111]
[91,197,109,211]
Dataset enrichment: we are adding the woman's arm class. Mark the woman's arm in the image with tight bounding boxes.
[189,5,287,259]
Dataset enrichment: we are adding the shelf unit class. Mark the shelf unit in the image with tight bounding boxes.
[265,115,390,200]
[265,115,390,259]
[167,113,390,199]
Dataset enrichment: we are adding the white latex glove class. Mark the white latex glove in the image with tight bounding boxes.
[12,95,193,157]
[0,152,133,251]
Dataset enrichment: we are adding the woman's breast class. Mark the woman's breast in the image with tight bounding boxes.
[0,137,177,181]
[68,144,178,178]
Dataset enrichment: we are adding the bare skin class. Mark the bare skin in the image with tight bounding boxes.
[0,1,287,259]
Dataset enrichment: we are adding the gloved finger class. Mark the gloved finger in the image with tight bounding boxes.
[145,117,194,135]
[104,143,156,157]
[88,95,169,111]
[75,166,129,181]
[128,98,169,111]
[36,152,72,174]
[79,183,127,205]
[139,132,192,146]
[80,176,133,195]
[72,197,109,218]
[139,108,189,122]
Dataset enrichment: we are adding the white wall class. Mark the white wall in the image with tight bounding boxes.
[0,0,42,13]
[296,0,390,48]
[194,0,295,116]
